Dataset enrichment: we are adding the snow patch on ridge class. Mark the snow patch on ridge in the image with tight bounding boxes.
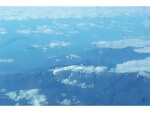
[48,65,107,88]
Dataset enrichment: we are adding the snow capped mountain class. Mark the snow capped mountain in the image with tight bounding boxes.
[1,6,150,105]
[1,45,150,105]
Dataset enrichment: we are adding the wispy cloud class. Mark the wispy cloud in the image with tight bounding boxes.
[0,28,6,34]
[31,41,71,52]
[76,23,86,27]
[17,25,53,34]
[31,44,48,52]
[55,59,61,62]
[92,39,150,49]
[66,54,80,59]
[5,89,48,106]
[31,44,41,48]
[58,97,81,105]
[53,22,69,29]
[49,41,71,48]
[76,23,90,30]
[60,99,71,105]
[35,25,53,34]
[111,57,150,73]
[0,59,14,63]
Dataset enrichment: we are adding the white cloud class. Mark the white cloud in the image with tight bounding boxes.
[78,83,86,88]
[61,79,77,85]
[55,59,61,62]
[111,57,150,73]
[78,82,93,89]
[121,29,133,33]
[17,23,67,36]
[49,42,59,48]
[51,65,107,75]
[137,71,150,78]
[17,25,53,34]
[49,41,71,48]
[66,54,80,59]
[6,91,17,100]
[60,78,94,89]
[31,44,41,48]
[0,28,6,34]
[76,23,90,30]
[0,59,14,63]
[60,99,71,105]
[53,22,69,29]
[92,39,150,49]
[134,46,150,53]
[42,47,48,52]
[58,96,81,105]
[35,25,53,34]
[31,41,71,52]
[5,89,48,106]
[49,65,107,88]
[76,23,86,27]
[31,44,48,52]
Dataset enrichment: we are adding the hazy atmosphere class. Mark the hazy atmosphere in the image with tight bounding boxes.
[0,7,150,105]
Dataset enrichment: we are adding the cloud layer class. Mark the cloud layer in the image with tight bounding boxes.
[0,7,149,20]
[111,57,150,73]
[92,39,150,49]
[5,89,47,106]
